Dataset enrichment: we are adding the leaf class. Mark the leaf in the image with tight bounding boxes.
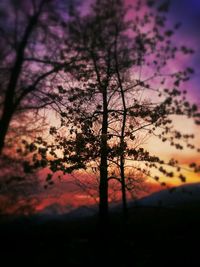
[158,1,170,13]
[46,174,52,182]
[165,30,173,37]
[179,174,186,182]
[61,112,67,117]
[147,0,155,7]
[186,67,194,74]
[41,159,47,167]
[58,85,66,94]
[174,80,180,86]
[174,22,181,30]
[23,161,32,173]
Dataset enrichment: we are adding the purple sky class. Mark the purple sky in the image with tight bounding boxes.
[170,0,200,101]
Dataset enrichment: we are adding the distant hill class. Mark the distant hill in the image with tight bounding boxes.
[2,182,200,224]
[133,182,200,208]
[26,182,200,220]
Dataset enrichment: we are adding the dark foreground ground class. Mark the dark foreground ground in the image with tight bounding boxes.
[0,206,200,267]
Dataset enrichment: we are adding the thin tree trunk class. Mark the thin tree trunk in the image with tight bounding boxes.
[99,88,109,227]
[90,49,109,226]
[114,30,128,219]
[119,105,128,219]
[120,149,128,219]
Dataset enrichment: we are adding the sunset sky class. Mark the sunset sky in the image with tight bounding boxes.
[146,0,200,184]
[1,0,200,215]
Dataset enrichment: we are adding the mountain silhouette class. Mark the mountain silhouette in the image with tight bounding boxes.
[133,182,200,208]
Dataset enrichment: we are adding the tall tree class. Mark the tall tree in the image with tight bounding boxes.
[65,0,134,224]
[23,0,200,224]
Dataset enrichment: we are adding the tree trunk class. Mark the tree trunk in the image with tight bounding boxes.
[120,108,128,219]
[0,110,13,155]
[114,32,128,219]
[120,156,128,219]
[99,88,109,227]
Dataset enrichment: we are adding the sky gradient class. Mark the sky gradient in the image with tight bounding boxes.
[1,0,200,215]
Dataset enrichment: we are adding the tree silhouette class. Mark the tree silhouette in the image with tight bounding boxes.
[22,0,200,225]
[0,0,78,155]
